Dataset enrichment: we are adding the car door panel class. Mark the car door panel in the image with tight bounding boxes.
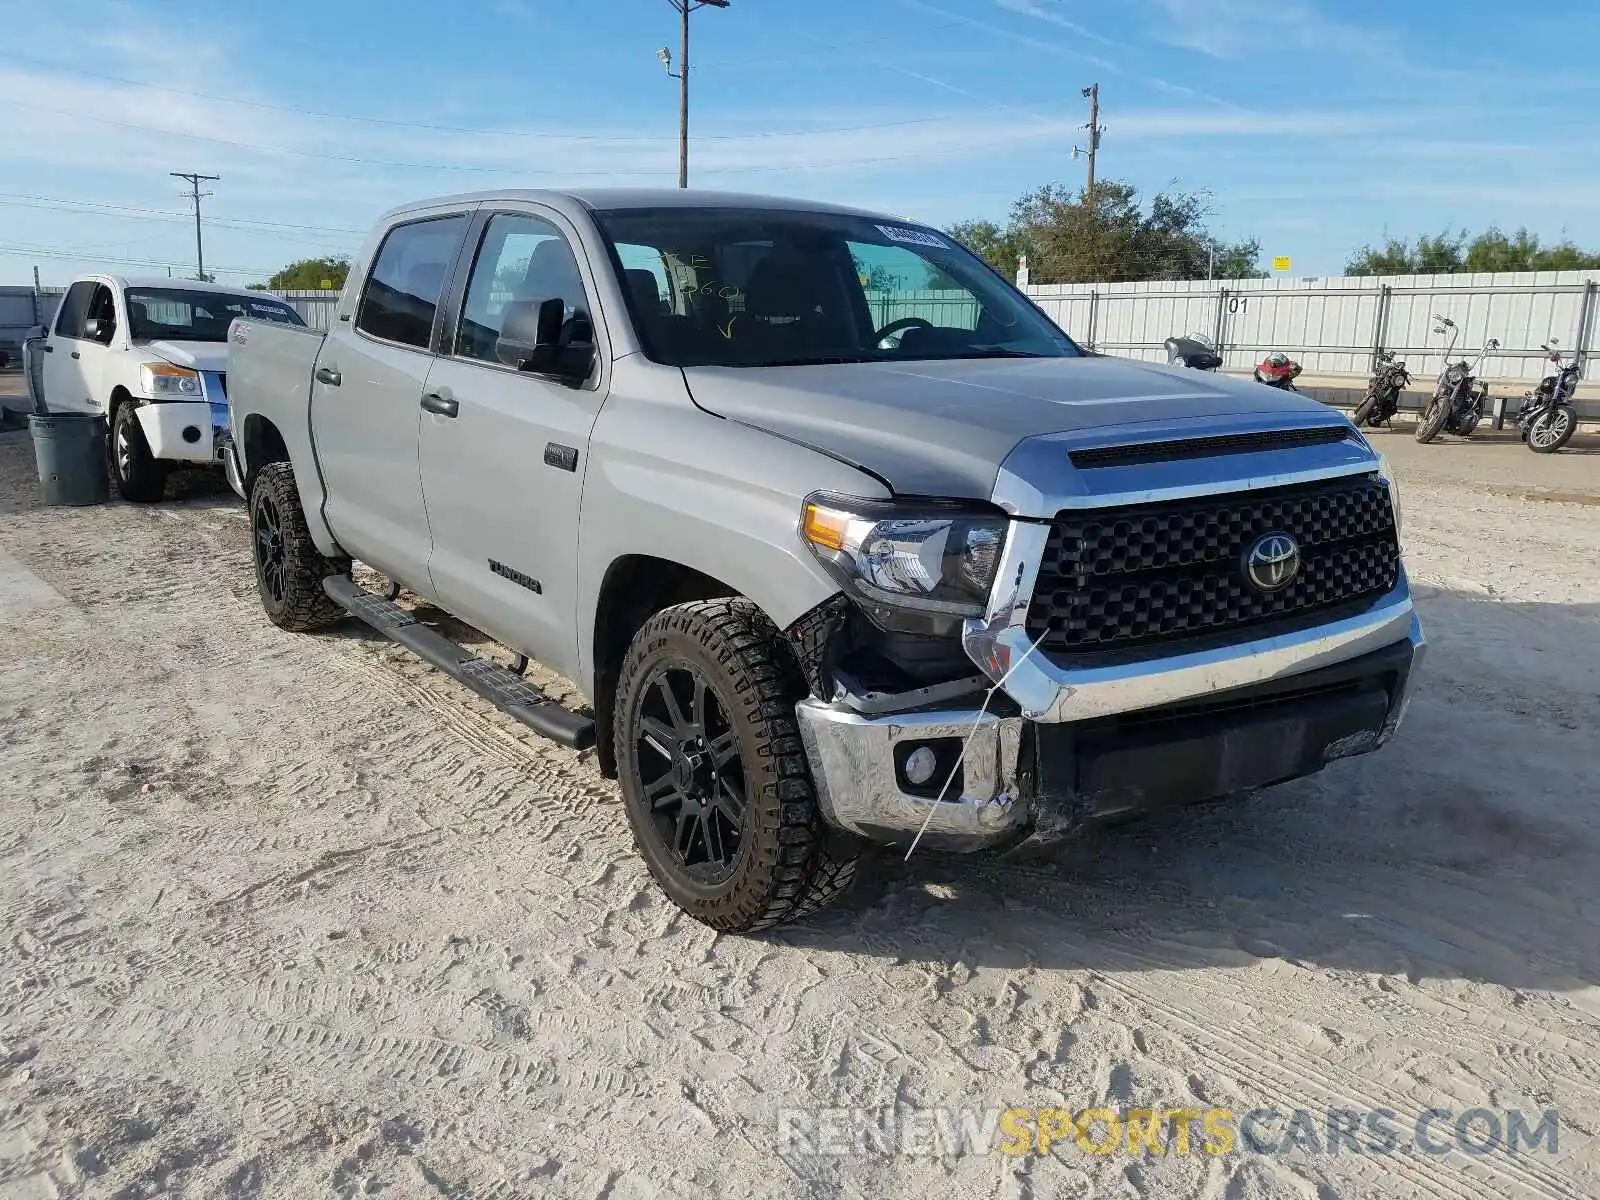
[311,212,472,594]
[418,207,606,682]
[42,281,96,413]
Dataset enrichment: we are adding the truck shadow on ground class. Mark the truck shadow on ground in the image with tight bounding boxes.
[778,589,1600,1000]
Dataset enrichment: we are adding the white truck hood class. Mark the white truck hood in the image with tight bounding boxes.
[142,340,230,373]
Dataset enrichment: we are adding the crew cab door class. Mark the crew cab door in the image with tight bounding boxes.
[311,211,472,592]
[40,280,98,413]
[417,206,608,681]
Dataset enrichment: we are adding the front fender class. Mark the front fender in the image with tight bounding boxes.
[575,357,886,696]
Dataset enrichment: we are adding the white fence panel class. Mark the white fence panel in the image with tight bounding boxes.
[1023,270,1599,385]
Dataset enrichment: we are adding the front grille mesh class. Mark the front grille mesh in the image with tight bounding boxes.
[1026,476,1399,659]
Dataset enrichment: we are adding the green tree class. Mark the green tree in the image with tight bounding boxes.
[1344,237,1418,276]
[949,180,1263,285]
[258,256,351,292]
[945,219,1022,278]
[1350,226,1600,275]
[1414,230,1468,274]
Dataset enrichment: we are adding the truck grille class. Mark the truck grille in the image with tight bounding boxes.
[1026,476,1399,660]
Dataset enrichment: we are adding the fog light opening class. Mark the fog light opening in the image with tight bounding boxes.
[181,425,202,444]
[903,745,939,787]
[894,738,964,800]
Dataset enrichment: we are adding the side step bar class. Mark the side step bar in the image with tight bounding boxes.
[323,576,596,751]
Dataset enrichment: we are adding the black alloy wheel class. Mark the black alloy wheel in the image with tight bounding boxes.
[634,661,746,882]
[255,489,288,609]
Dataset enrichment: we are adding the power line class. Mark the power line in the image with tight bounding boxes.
[0,50,976,144]
[170,172,220,280]
[0,241,276,278]
[0,93,1055,176]
[0,192,364,236]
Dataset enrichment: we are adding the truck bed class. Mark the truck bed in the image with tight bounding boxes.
[228,319,325,435]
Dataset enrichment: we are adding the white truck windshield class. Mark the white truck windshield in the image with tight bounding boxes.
[126,288,304,343]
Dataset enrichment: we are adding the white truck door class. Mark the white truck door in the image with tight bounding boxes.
[40,280,97,413]
[75,283,120,409]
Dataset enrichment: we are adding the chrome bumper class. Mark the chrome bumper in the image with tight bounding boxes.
[795,702,1029,850]
[796,602,1426,854]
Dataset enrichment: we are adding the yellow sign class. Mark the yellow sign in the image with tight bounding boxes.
[320,279,334,289]
[1272,256,1291,272]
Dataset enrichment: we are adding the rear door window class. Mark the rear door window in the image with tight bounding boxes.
[53,281,95,339]
[356,215,470,349]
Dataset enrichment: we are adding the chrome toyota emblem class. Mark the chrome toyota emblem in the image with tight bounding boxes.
[1244,532,1300,593]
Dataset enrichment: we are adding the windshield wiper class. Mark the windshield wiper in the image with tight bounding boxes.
[913,348,1052,360]
[743,355,882,368]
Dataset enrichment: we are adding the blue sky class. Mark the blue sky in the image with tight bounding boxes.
[3,0,1598,286]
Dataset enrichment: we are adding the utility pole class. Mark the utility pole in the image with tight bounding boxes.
[1080,83,1103,198]
[170,171,220,280]
[659,0,730,189]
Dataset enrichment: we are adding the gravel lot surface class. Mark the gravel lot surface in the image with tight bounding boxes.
[1,420,1597,1199]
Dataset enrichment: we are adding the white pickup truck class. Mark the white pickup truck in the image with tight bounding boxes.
[35,275,304,500]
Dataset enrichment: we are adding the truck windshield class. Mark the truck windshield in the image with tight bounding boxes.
[593,207,1078,368]
[125,288,304,343]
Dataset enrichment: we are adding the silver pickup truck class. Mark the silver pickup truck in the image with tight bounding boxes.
[227,188,1425,931]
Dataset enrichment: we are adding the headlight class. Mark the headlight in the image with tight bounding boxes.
[1376,453,1402,539]
[140,363,202,397]
[800,496,1007,625]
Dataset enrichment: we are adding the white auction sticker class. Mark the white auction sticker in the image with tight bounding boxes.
[876,224,950,249]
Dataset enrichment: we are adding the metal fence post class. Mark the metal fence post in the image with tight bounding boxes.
[1212,286,1229,357]
[1086,290,1100,352]
[1370,283,1392,372]
[1574,280,1597,381]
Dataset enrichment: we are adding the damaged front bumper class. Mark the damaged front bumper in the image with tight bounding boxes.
[794,589,1426,853]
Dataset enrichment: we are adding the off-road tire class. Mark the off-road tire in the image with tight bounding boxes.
[1528,404,1577,454]
[1414,396,1450,443]
[615,598,859,932]
[250,461,348,632]
[1352,393,1380,427]
[110,400,168,503]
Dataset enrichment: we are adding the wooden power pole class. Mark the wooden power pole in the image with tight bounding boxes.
[1081,83,1103,198]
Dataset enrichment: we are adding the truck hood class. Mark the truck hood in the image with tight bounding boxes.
[141,340,230,373]
[681,356,1339,499]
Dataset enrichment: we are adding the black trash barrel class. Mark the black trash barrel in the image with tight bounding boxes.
[29,413,109,506]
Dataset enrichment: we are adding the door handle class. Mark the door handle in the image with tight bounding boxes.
[70,351,80,360]
[315,366,342,387]
[420,392,459,418]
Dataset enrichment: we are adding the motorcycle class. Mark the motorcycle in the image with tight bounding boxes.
[1515,338,1580,454]
[1415,316,1497,443]
[1254,351,1302,391]
[1164,332,1223,371]
[1351,350,1411,428]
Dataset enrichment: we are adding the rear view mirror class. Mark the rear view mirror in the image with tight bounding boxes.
[494,297,595,386]
[1488,338,1501,350]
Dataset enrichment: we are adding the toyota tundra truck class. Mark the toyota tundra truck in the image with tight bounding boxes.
[225,188,1425,932]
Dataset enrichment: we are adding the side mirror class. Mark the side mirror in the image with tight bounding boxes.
[1487,338,1501,350]
[494,297,595,386]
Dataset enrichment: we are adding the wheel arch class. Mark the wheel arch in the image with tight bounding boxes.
[590,555,741,778]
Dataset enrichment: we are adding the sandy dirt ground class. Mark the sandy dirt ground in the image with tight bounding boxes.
[1,417,1597,1199]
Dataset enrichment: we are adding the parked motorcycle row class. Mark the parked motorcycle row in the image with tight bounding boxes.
[1165,318,1583,455]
